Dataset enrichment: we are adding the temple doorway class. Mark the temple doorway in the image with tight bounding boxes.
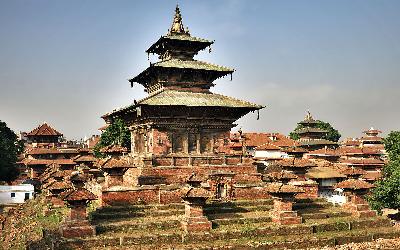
[216,183,227,199]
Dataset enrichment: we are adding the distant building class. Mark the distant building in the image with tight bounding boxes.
[25,122,63,148]
[294,111,337,150]
[0,184,34,205]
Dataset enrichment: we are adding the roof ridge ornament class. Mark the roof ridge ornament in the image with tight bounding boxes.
[305,110,313,121]
[169,4,190,36]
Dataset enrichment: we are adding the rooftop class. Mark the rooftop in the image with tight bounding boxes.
[61,188,97,201]
[306,167,346,179]
[27,123,63,137]
[104,89,263,118]
[335,179,374,190]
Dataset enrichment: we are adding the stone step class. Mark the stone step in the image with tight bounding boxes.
[60,216,398,249]
[208,199,274,207]
[91,209,185,221]
[301,211,351,220]
[95,219,182,235]
[293,201,333,210]
[95,203,185,213]
[211,215,272,226]
[204,204,273,214]
[167,227,400,250]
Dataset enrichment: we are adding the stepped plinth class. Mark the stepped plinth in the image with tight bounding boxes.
[181,187,212,233]
[335,179,376,218]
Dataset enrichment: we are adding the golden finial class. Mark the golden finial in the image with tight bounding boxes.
[169,4,189,35]
[305,110,313,121]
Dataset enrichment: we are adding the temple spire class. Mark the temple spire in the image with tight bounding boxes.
[169,5,190,35]
[305,110,313,121]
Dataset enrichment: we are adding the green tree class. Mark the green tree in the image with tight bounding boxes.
[383,131,400,161]
[0,120,23,182]
[369,131,400,211]
[289,120,341,142]
[94,119,131,158]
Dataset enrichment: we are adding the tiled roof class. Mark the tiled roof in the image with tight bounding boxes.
[104,90,263,118]
[99,157,132,169]
[337,147,382,155]
[27,123,63,136]
[240,133,270,147]
[255,133,300,150]
[296,127,327,134]
[61,188,97,201]
[266,171,298,180]
[146,34,213,54]
[298,139,337,146]
[342,139,361,146]
[47,181,72,191]
[362,171,382,181]
[266,183,304,194]
[27,148,62,155]
[52,170,74,179]
[360,136,383,142]
[256,143,281,151]
[335,179,374,190]
[340,167,366,176]
[339,158,385,166]
[74,155,97,162]
[274,158,317,168]
[100,145,129,154]
[307,148,339,156]
[306,167,346,179]
[24,159,76,166]
[283,146,309,153]
[363,128,382,135]
[152,59,233,72]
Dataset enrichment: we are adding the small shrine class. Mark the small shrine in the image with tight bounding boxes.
[98,157,131,188]
[265,171,304,225]
[335,179,376,218]
[208,170,235,200]
[59,188,97,238]
[46,180,72,207]
[181,186,212,233]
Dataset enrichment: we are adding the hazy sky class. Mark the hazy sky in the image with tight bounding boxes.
[1,0,399,140]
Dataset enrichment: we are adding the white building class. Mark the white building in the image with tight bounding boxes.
[0,184,35,205]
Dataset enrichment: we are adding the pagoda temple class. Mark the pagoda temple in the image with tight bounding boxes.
[101,6,264,204]
[294,111,337,151]
[26,122,63,148]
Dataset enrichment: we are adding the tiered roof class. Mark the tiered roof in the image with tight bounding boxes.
[295,111,337,149]
[103,5,262,120]
[27,123,63,137]
[363,127,382,137]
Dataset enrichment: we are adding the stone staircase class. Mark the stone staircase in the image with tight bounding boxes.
[59,199,400,249]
